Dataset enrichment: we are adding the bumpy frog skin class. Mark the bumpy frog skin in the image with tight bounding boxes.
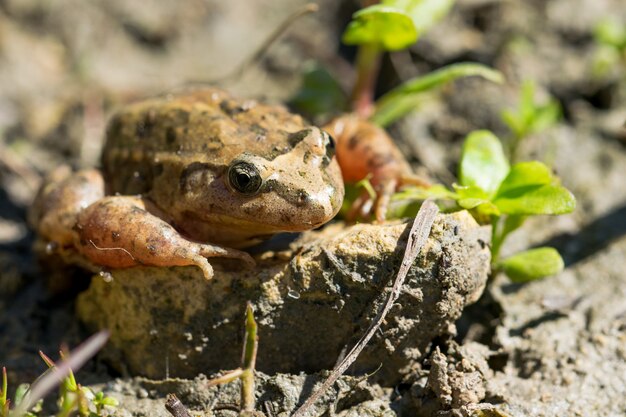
[32,89,344,279]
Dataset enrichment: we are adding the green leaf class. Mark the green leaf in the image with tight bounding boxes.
[501,80,561,141]
[594,19,626,50]
[592,45,622,77]
[388,185,458,219]
[384,0,456,37]
[459,130,510,195]
[501,108,525,138]
[495,161,552,195]
[99,396,119,407]
[531,99,561,133]
[371,92,432,127]
[13,384,29,406]
[393,184,457,201]
[493,162,576,215]
[372,63,504,126]
[453,184,500,221]
[342,5,417,50]
[500,247,564,282]
[493,184,576,215]
[289,62,347,119]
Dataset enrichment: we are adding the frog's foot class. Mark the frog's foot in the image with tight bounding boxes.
[75,196,255,280]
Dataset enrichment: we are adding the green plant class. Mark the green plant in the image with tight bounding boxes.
[501,80,561,162]
[0,368,42,417]
[1,332,113,417]
[343,0,456,116]
[1,368,8,417]
[592,18,626,77]
[393,130,576,282]
[292,0,503,122]
[39,351,118,417]
[206,303,260,416]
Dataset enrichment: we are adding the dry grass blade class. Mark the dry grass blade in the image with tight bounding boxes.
[291,200,439,417]
[10,331,110,417]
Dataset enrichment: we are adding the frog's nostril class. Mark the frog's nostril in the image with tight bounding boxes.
[296,190,310,207]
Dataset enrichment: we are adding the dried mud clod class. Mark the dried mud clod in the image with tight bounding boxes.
[76,211,490,385]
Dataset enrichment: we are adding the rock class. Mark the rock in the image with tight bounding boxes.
[76,212,490,384]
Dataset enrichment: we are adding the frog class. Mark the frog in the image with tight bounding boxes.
[30,88,344,280]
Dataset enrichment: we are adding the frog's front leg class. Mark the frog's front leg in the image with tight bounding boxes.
[75,196,255,280]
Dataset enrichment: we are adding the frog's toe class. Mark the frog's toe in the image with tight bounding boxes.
[198,244,256,268]
[190,256,214,280]
[373,180,397,223]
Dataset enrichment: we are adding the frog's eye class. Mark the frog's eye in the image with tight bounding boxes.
[228,162,263,195]
[324,132,336,159]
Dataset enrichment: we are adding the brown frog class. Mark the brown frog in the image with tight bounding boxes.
[31,88,344,279]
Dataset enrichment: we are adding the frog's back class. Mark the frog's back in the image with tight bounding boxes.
[102,88,307,195]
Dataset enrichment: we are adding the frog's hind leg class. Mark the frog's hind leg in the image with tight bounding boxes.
[75,196,254,280]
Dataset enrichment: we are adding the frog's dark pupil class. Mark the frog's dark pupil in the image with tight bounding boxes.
[228,162,262,195]
[237,173,250,186]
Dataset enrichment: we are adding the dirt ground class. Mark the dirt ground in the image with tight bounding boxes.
[1,0,625,416]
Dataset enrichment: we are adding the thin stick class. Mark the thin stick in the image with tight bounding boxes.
[212,3,319,84]
[165,394,193,417]
[291,200,439,417]
[10,331,110,417]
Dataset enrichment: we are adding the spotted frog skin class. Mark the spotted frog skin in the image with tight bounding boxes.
[31,88,344,279]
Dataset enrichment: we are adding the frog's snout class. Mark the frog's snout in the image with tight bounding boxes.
[299,183,344,228]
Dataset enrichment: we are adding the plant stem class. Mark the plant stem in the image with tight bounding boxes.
[350,43,382,118]
[490,216,504,269]
[241,304,258,413]
[508,133,523,164]
[1,367,7,417]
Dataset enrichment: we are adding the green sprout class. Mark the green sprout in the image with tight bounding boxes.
[0,368,42,417]
[592,19,626,77]
[345,0,504,121]
[207,303,260,416]
[501,80,561,162]
[39,351,118,417]
[291,0,503,123]
[393,130,576,282]
[1,332,110,417]
[1,368,8,417]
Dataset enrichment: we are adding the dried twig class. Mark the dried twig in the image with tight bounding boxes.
[291,200,439,417]
[165,394,193,417]
[190,3,319,85]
